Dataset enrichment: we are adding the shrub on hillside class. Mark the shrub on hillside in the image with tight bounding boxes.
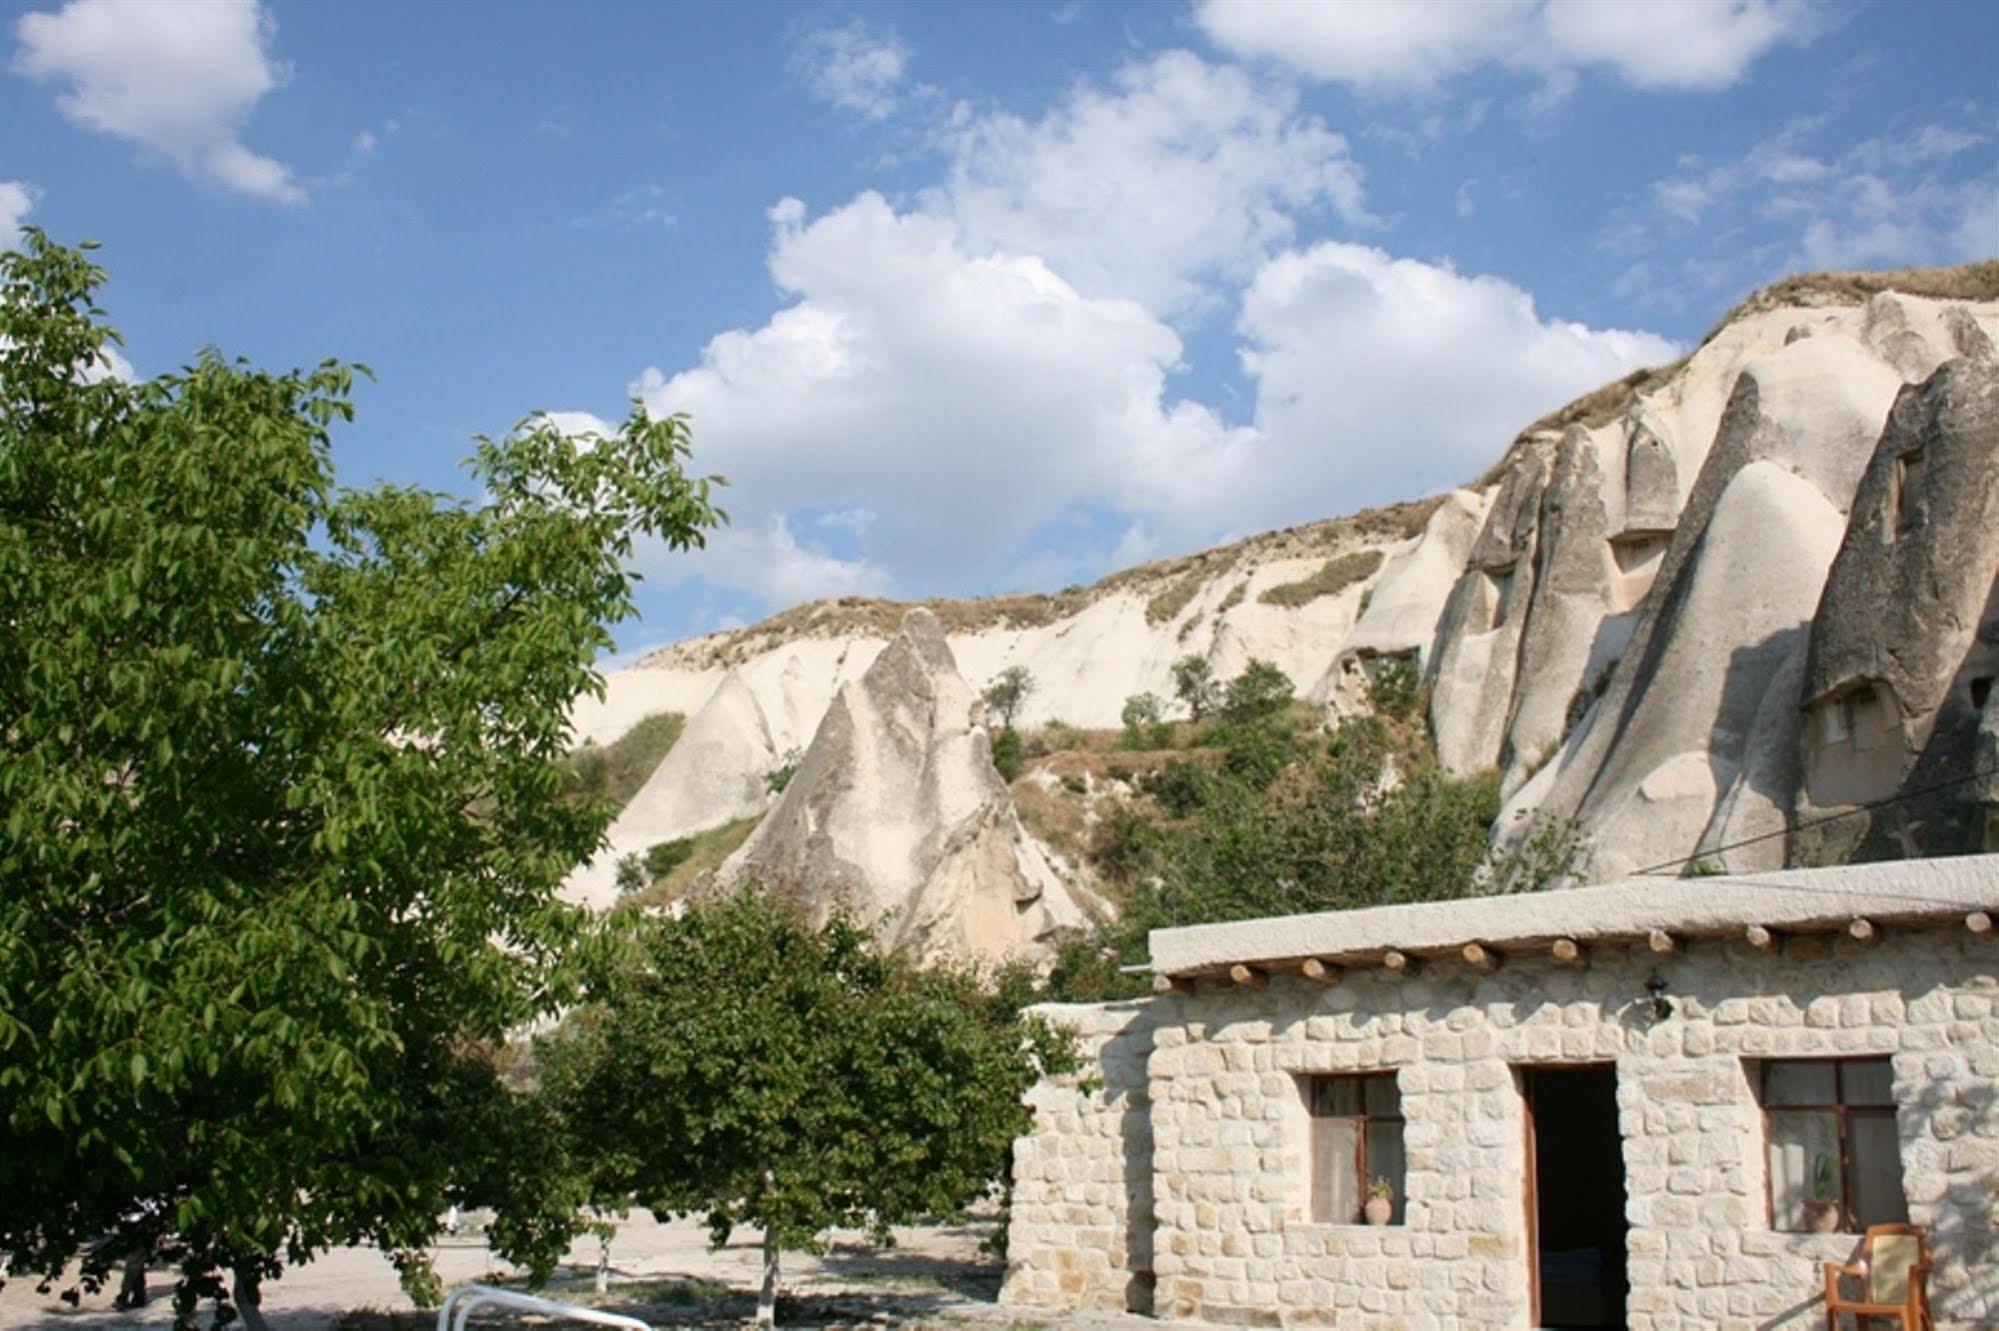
[1120,692,1174,749]
[1366,656,1423,720]
[990,726,1024,782]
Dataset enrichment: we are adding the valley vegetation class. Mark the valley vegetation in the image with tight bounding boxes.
[0,235,1066,1329]
[1002,654,1583,1003]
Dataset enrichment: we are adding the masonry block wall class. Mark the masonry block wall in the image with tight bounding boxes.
[1003,932,1999,1330]
[999,999,1159,1314]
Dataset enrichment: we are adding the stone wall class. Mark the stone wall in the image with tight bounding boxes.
[1009,931,1999,1330]
[1000,1000,1159,1314]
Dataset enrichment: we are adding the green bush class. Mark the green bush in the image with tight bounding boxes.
[1366,656,1423,720]
[1220,659,1294,725]
[1258,549,1384,608]
[764,747,802,795]
[1120,692,1173,749]
[990,727,1024,782]
[1145,759,1210,818]
[644,838,696,880]
[561,709,687,813]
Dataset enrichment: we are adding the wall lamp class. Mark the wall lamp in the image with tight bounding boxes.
[1644,970,1675,1021]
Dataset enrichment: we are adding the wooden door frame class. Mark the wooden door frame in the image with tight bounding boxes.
[1517,1061,1621,1331]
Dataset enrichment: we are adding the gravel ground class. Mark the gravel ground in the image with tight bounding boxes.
[0,1212,1148,1331]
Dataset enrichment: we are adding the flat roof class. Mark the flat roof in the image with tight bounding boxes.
[1147,854,1999,978]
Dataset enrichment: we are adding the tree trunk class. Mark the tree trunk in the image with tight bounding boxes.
[115,1252,147,1309]
[596,1229,611,1295]
[231,1267,271,1331]
[756,1228,778,1329]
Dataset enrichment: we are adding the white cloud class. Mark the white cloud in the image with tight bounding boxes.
[82,342,135,384]
[1232,243,1679,513]
[1954,187,1999,258]
[791,19,909,122]
[0,179,38,248]
[1537,0,1807,91]
[939,50,1368,315]
[1629,116,1998,284]
[577,48,1676,620]
[685,514,892,607]
[614,193,1672,611]
[1195,0,1813,96]
[13,0,303,204]
[574,184,676,231]
[628,191,1253,599]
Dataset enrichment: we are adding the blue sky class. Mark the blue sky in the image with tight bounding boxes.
[5,0,1997,653]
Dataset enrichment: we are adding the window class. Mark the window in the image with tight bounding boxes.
[1818,685,1887,750]
[1759,1058,1908,1233]
[1894,449,1925,532]
[1487,568,1516,629]
[1306,1074,1404,1224]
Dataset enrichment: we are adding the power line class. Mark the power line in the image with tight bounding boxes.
[1630,761,1998,878]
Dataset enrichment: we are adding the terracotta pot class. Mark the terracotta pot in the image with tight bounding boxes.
[1364,1195,1393,1226]
[1802,1200,1840,1234]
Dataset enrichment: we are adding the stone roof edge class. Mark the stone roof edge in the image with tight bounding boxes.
[1147,854,1999,977]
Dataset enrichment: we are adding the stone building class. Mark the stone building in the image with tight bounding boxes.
[1001,856,1999,1329]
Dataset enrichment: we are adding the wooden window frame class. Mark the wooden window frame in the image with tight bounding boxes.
[1757,1056,1900,1234]
[1305,1071,1403,1225]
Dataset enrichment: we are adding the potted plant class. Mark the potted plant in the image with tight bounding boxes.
[1801,1154,1841,1233]
[1363,1176,1395,1226]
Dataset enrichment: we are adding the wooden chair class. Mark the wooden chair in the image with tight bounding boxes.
[1823,1223,1933,1331]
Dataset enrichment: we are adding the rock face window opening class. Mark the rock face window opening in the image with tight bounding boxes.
[1305,1074,1404,1224]
[1759,1057,1908,1233]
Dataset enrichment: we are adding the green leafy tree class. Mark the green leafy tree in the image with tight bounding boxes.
[1119,692,1172,750]
[0,234,723,1327]
[614,853,648,896]
[1051,717,1582,1002]
[1132,718,1576,932]
[1219,658,1295,725]
[529,893,1071,1326]
[1170,654,1218,721]
[981,665,1034,730]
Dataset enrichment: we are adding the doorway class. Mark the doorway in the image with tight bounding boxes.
[1521,1064,1628,1329]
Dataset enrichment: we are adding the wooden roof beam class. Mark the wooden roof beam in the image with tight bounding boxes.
[1300,957,1342,985]
[1461,942,1503,972]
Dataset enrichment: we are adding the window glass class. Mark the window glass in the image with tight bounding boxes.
[1364,1120,1406,1224]
[1760,1059,1905,1233]
[1848,1114,1910,1227]
[1306,1075,1405,1225]
[1767,1109,1841,1232]
[1312,1079,1363,1117]
[1764,1060,1837,1106]
[1312,1114,1358,1223]
[1841,1059,1895,1106]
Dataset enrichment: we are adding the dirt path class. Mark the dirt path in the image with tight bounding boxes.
[0,1211,1064,1330]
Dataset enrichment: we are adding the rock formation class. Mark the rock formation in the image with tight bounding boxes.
[1504,332,1905,877]
[1427,443,1551,774]
[715,608,1094,963]
[561,669,783,909]
[1794,357,1999,861]
[565,268,1999,919]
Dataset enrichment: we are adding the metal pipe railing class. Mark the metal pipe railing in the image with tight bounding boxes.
[436,1283,651,1331]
